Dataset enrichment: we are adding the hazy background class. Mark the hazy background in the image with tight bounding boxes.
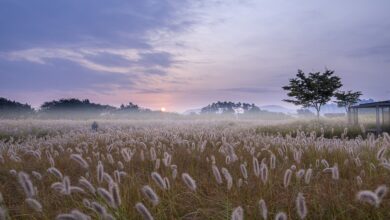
[1,0,390,112]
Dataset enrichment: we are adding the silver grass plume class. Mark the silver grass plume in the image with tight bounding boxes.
[155,159,161,170]
[62,176,71,195]
[135,202,154,220]
[97,187,116,208]
[356,176,363,186]
[164,177,171,190]
[103,173,114,184]
[275,212,287,220]
[70,209,91,220]
[296,193,307,219]
[47,167,63,179]
[79,177,96,195]
[82,198,91,208]
[32,171,42,180]
[356,190,379,207]
[150,147,157,161]
[332,164,339,180]
[91,201,107,217]
[231,206,244,220]
[70,186,85,194]
[253,157,260,177]
[377,147,387,160]
[0,207,7,220]
[172,167,178,180]
[375,185,388,202]
[181,173,197,191]
[321,159,329,168]
[117,161,124,170]
[151,172,167,190]
[55,214,76,220]
[304,169,312,184]
[109,182,121,208]
[270,154,276,170]
[97,161,104,183]
[260,164,269,184]
[221,168,233,190]
[259,199,268,220]
[240,164,248,179]
[283,169,292,188]
[212,165,223,184]
[296,169,305,181]
[141,185,160,206]
[70,154,89,169]
[18,171,35,198]
[25,198,42,212]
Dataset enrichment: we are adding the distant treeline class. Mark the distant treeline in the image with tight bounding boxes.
[0,97,291,120]
[201,101,261,114]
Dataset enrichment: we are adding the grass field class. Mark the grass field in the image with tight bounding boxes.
[0,119,389,219]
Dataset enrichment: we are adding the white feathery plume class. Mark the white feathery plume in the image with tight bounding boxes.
[25,198,42,212]
[270,154,276,170]
[356,190,379,207]
[253,157,260,177]
[181,173,197,191]
[304,169,312,184]
[70,154,89,169]
[109,182,121,208]
[260,164,269,184]
[283,169,292,188]
[18,171,35,198]
[275,212,287,220]
[296,193,307,219]
[135,202,154,220]
[79,177,96,195]
[332,164,339,180]
[141,185,160,206]
[221,168,233,190]
[97,161,104,183]
[375,185,388,201]
[32,171,42,180]
[212,165,223,184]
[47,167,63,180]
[240,164,248,179]
[62,176,71,195]
[97,187,116,208]
[151,172,167,190]
[259,199,268,220]
[231,206,244,220]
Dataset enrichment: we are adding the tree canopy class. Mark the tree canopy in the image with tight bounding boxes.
[201,101,261,114]
[334,90,362,112]
[0,97,34,118]
[282,69,342,119]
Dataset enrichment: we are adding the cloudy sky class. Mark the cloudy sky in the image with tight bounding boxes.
[1,0,390,112]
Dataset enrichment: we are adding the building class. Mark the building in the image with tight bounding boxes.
[349,101,390,134]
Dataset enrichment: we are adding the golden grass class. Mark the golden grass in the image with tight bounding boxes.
[0,119,389,219]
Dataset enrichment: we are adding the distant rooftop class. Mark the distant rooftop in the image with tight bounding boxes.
[351,100,390,108]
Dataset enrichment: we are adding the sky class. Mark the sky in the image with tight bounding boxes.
[1,0,390,112]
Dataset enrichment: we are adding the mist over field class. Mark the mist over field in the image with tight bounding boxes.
[1,1,390,220]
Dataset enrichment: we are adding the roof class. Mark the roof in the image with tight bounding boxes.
[350,100,390,108]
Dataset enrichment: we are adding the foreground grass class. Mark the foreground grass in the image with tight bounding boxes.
[0,120,389,219]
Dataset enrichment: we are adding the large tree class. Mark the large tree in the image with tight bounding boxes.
[282,69,342,119]
[334,90,362,112]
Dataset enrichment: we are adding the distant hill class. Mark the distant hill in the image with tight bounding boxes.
[182,108,202,115]
[260,105,296,114]
[0,97,34,118]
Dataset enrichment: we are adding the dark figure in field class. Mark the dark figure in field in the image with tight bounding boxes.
[91,121,98,131]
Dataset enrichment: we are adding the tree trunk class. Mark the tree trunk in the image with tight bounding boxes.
[316,109,320,121]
